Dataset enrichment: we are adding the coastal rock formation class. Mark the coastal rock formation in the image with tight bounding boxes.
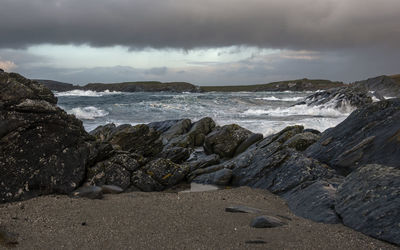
[0,71,93,203]
[305,99,400,174]
[336,164,400,245]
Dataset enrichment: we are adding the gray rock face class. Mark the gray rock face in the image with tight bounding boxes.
[204,124,253,158]
[336,164,400,245]
[282,132,320,151]
[192,168,232,186]
[306,99,400,174]
[250,215,286,228]
[0,71,93,203]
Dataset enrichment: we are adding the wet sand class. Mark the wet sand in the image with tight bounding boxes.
[0,187,396,249]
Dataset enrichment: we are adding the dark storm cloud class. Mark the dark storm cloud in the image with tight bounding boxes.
[1,0,399,50]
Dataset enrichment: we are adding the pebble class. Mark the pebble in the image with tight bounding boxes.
[250,215,286,228]
[72,186,103,199]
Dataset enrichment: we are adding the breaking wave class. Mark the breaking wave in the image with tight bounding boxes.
[68,106,109,120]
[255,96,304,102]
[55,89,122,97]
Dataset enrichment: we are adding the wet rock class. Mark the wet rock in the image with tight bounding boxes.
[187,153,220,173]
[161,119,192,144]
[192,168,232,186]
[148,119,183,133]
[250,215,286,228]
[0,71,93,203]
[100,185,124,194]
[225,205,264,214]
[72,186,103,199]
[335,164,400,245]
[306,99,400,174]
[204,124,253,158]
[282,132,320,151]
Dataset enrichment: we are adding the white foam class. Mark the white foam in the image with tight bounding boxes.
[255,96,304,101]
[68,106,109,120]
[384,96,396,99]
[55,89,122,97]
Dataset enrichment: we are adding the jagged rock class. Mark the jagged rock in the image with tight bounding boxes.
[250,215,286,228]
[161,119,192,144]
[282,178,343,223]
[335,164,400,245]
[131,170,164,192]
[148,119,183,133]
[282,132,320,151]
[234,133,263,156]
[204,124,253,158]
[141,158,188,188]
[107,124,162,157]
[72,186,103,199]
[0,71,93,203]
[352,75,400,98]
[87,153,144,190]
[89,123,116,141]
[192,168,232,186]
[187,153,220,173]
[100,185,124,194]
[306,99,400,174]
[159,146,191,164]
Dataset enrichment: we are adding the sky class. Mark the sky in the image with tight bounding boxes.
[0,0,399,85]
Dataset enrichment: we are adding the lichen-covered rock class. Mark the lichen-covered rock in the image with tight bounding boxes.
[89,123,116,141]
[204,124,253,158]
[306,99,400,174]
[87,153,145,190]
[159,146,191,164]
[141,158,189,188]
[107,124,162,157]
[282,132,320,151]
[336,164,400,245]
[0,71,93,203]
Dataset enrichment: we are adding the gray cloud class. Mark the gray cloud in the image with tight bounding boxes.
[1,0,399,50]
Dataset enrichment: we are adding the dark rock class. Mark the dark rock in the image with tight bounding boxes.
[282,132,320,151]
[283,178,343,223]
[100,185,124,194]
[72,186,103,199]
[204,124,253,158]
[225,205,264,214]
[141,159,188,188]
[159,146,191,164]
[303,128,321,135]
[352,75,400,98]
[89,123,116,141]
[0,71,93,203]
[306,99,400,174]
[161,119,192,144]
[250,215,286,228]
[245,240,267,244]
[192,168,232,186]
[148,120,182,133]
[335,164,400,245]
[234,133,263,156]
[107,124,162,157]
[87,153,143,190]
[130,170,164,192]
[187,153,220,173]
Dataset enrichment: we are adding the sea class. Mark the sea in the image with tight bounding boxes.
[55,89,354,135]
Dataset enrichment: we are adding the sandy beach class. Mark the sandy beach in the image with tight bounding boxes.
[0,187,396,249]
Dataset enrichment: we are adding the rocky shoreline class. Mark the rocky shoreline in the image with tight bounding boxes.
[1,69,399,247]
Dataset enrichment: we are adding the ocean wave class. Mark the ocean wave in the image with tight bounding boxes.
[255,96,304,102]
[244,103,353,117]
[55,89,122,97]
[68,106,109,120]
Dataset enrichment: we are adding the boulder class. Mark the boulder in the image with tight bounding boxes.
[130,170,164,192]
[140,158,188,188]
[86,153,145,190]
[107,124,162,157]
[335,164,400,245]
[306,99,400,174]
[0,71,93,203]
[89,123,116,141]
[192,168,232,186]
[204,124,253,158]
[282,132,320,151]
[159,146,192,164]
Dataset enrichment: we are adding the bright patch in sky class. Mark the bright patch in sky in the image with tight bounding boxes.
[26,44,279,69]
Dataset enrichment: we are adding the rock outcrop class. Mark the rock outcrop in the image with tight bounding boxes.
[0,71,93,203]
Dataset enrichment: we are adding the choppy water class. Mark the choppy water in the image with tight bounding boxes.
[55,90,353,135]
